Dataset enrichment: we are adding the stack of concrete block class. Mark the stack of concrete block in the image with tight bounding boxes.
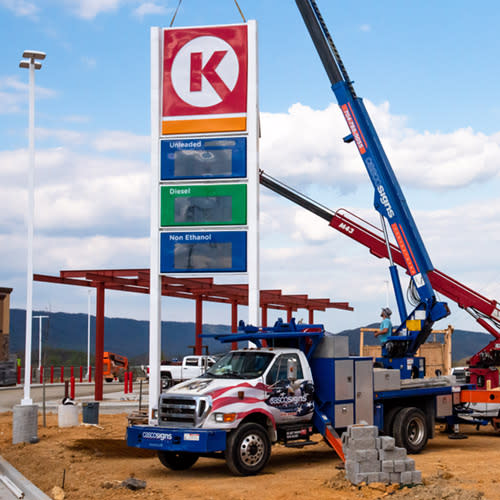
[342,424,422,486]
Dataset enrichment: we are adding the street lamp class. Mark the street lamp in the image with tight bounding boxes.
[19,50,46,405]
[33,315,49,371]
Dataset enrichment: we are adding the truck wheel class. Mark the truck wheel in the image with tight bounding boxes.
[226,423,271,476]
[383,406,402,435]
[393,407,428,454]
[157,451,199,471]
[161,374,173,390]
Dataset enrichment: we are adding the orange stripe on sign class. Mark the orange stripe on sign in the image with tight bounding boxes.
[347,102,368,150]
[391,223,417,275]
[399,226,420,274]
[162,116,247,135]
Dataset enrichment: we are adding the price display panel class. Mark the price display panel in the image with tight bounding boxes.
[160,184,247,227]
[160,231,247,273]
[161,137,246,180]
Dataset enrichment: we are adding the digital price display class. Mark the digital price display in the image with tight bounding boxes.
[161,137,246,180]
[160,231,247,273]
[160,184,247,227]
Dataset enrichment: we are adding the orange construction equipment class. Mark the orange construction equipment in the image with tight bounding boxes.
[103,352,128,382]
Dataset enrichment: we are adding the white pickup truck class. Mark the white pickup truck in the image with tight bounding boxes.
[160,355,217,388]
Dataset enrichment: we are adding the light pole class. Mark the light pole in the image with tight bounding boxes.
[33,315,49,371]
[19,50,45,405]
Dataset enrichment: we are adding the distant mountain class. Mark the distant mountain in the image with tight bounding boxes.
[9,309,492,364]
[9,309,232,362]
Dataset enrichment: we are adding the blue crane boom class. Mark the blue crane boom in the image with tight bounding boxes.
[295,0,450,373]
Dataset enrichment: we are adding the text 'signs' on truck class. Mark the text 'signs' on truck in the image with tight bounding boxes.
[127,320,466,476]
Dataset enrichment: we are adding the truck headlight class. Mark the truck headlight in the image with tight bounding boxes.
[214,412,236,423]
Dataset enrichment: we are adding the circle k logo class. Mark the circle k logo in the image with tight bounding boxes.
[163,25,248,117]
[172,36,239,108]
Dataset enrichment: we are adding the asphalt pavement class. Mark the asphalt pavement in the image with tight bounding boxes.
[0,381,149,413]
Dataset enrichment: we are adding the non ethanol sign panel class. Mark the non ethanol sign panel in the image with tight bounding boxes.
[161,184,247,227]
[162,25,248,135]
[160,137,247,180]
[160,231,247,273]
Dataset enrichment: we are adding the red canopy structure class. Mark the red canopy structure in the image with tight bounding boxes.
[35,269,353,400]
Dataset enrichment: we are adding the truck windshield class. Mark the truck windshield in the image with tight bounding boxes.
[202,351,274,379]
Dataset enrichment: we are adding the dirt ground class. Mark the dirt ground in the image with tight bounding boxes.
[0,412,499,500]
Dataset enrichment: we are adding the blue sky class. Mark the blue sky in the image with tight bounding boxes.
[2,0,500,344]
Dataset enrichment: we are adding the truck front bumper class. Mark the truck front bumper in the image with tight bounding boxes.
[127,425,227,453]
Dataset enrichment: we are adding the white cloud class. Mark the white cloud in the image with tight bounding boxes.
[133,1,169,19]
[359,24,371,32]
[63,0,124,19]
[0,0,38,17]
[0,76,57,115]
[92,130,149,153]
[260,101,500,192]
[81,56,97,69]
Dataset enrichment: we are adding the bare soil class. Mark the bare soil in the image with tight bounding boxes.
[0,412,499,500]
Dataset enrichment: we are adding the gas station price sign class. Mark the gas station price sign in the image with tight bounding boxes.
[161,137,247,180]
[160,184,247,227]
[160,231,247,273]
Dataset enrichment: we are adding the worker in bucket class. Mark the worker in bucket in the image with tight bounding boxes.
[375,307,392,344]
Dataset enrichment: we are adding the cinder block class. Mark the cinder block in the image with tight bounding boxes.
[378,472,390,484]
[355,449,378,462]
[349,473,368,485]
[404,458,415,471]
[349,425,378,440]
[379,436,395,450]
[400,471,413,484]
[379,448,407,461]
[359,460,381,473]
[345,460,359,476]
[349,438,377,450]
[389,472,401,483]
[366,472,380,484]
[381,460,394,473]
[393,460,406,473]
[412,471,423,484]
[375,437,381,449]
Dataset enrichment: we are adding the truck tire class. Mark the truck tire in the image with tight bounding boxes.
[383,406,402,435]
[157,451,199,471]
[161,374,173,390]
[393,407,428,454]
[226,422,271,476]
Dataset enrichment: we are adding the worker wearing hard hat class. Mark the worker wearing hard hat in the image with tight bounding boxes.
[375,307,393,344]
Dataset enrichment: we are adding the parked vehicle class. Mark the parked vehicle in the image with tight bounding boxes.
[103,352,128,382]
[160,355,216,388]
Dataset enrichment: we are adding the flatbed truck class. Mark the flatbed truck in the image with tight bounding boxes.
[127,319,465,475]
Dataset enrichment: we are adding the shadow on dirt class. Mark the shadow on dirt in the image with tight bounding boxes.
[66,439,156,458]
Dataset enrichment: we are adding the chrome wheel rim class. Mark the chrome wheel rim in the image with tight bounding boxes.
[240,433,265,467]
[407,417,425,446]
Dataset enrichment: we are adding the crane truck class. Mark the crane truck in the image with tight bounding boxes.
[125,0,500,475]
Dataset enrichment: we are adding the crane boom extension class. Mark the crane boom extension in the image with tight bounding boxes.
[295,0,450,371]
[260,169,500,386]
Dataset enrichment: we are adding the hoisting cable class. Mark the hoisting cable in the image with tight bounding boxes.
[308,0,357,97]
[169,0,183,27]
[233,0,246,22]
